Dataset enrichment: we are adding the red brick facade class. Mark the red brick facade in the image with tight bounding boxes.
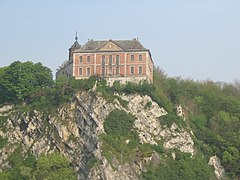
[56,39,154,84]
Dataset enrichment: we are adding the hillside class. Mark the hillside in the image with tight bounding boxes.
[0,62,239,179]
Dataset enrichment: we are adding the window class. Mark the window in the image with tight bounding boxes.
[109,67,112,76]
[139,54,142,61]
[79,68,83,76]
[87,68,91,76]
[80,56,83,63]
[116,67,120,75]
[138,66,142,74]
[131,55,134,61]
[109,55,112,66]
[102,67,105,76]
[102,55,105,66]
[116,55,120,65]
[130,66,134,74]
[87,56,90,63]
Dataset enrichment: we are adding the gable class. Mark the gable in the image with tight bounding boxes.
[98,41,124,51]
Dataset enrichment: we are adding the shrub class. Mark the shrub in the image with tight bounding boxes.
[104,109,135,136]
[34,153,76,180]
[159,113,186,128]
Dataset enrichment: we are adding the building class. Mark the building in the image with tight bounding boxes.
[56,35,154,85]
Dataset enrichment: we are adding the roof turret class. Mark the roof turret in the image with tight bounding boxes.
[68,31,81,60]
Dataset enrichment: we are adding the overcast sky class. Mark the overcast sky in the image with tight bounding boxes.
[0,0,239,82]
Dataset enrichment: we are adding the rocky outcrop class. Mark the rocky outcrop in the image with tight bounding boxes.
[208,155,225,179]
[121,94,167,145]
[0,91,195,179]
[176,105,186,120]
[0,105,13,116]
[160,123,194,155]
[121,95,194,155]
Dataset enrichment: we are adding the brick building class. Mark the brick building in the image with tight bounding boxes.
[56,36,154,84]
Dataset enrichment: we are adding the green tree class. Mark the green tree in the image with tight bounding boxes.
[0,61,53,103]
[104,109,135,136]
[34,153,77,180]
[223,147,240,177]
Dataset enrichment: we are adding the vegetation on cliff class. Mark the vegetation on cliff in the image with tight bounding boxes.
[0,147,76,180]
[0,61,53,104]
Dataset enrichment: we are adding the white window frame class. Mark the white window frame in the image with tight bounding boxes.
[130,66,134,75]
[109,55,112,65]
[116,66,120,75]
[87,56,90,63]
[86,67,91,76]
[79,67,83,76]
[138,66,143,74]
[116,55,120,65]
[131,54,134,61]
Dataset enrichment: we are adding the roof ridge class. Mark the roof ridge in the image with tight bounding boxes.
[73,39,147,53]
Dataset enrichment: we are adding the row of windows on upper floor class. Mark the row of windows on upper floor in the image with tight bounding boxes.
[78,54,143,64]
[78,66,143,76]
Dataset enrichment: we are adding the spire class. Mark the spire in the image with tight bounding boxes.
[75,31,78,41]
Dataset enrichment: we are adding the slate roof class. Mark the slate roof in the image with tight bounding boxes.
[73,39,148,53]
[70,40,81,49]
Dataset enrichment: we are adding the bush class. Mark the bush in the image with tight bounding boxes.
[104,109,135,136]
[34,153,76,180]
[159,113,186,128]
[142,152,215,180]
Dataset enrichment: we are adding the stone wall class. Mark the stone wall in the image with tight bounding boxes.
[56,61,73,79]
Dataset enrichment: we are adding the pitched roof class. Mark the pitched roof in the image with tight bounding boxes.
[70,40,81,49]
[73,39,148,53]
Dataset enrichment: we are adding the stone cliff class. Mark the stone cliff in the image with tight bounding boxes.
[0,90,220,179]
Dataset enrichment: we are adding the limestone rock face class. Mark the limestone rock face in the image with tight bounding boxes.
[121,95,194,155]
[0,91,196,179]
[0,105,13,116]
[160,123,194,155]
[208,155,225,179]
[121,94,167,145]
